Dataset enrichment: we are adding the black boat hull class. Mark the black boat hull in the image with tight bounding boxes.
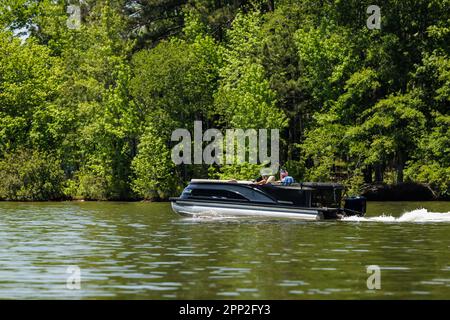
[170,198,343,220]
[169,180,364,220]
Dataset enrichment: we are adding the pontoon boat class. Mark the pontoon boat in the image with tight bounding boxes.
[169,179,366,220]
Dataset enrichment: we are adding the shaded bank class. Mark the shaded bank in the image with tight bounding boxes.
[1,183,448,202]
[361,183,449,201]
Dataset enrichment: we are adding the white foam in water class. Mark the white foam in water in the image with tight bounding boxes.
[342,208,450,223]
[187,210,242,221]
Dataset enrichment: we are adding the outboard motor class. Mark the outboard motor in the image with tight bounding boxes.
[344,196,366,216]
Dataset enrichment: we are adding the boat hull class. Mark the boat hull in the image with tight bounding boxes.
[171,200,324,220]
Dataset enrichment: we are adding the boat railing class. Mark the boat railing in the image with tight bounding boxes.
[190,179,254,184]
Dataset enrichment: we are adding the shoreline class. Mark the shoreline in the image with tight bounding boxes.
[0,182,447,203]
[0,199,448,203]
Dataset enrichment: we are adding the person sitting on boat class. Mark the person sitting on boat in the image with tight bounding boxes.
[280,169,294,186]
[256,174,276,185]
[255,167,276,185]
[255,175,265,184]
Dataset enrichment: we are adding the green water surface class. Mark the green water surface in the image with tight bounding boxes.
[0,201,449,299]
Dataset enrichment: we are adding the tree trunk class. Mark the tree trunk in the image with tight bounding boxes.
[363,165,373,183]
[374,164,383,183]
[396,152,404,184]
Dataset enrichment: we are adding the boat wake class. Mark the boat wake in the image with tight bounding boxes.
[180,208,450,223]
[342,208,450,223]
[184,210,242,221]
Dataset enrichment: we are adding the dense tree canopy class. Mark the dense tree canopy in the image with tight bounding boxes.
[0,0,448,200]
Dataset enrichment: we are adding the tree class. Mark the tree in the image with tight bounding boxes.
[0,149,65,201]
[405,112,450,198]
[0,30,61,154]
[347,93,426,184]
[214,11,287,129]
[131,127,178,200]
[0,0,449,200]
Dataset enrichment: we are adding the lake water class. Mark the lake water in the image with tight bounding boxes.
[0,201,449,299]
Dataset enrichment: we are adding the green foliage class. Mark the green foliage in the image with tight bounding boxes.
[334,68,380,124]
[414,53,450,115]
[130,34,222,133]
[49,2,136,200]
[295,24,359,108]
[405,113,450,197]
[215,11,288,129]
[405,162,450,199]
[0,0,449,200]
[343,169,365,197]
[123,0,186,49]
[73,167,113,201]
[0,149,65,201]
[0,30,61,153]
[301,112,347,181]
[347,92,426,167]
[215,62,287,129]
[131,128,178,200]
[284,160,305,182]
[208,163,264,181]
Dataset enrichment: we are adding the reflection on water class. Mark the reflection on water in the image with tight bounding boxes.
[0,201,449,299]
